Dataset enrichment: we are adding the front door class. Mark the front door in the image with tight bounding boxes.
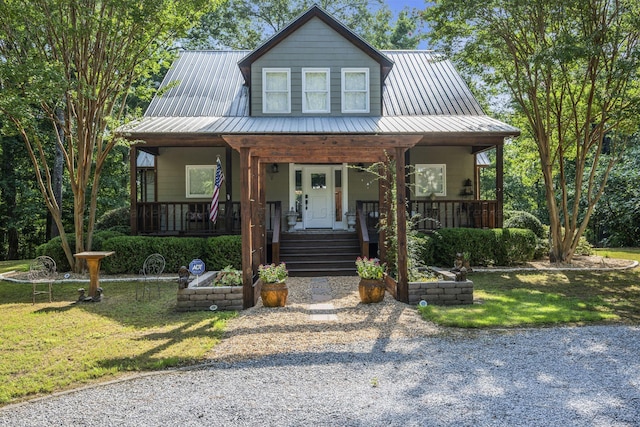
[303,166,333,228]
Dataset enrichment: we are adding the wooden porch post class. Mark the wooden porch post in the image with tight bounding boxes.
[253,158,266,267]
[129,145,138,235]
[240,147,254,309]
[395,147,409,303]
[496,143,504,228]
[377,163,388,264]
[225,146,233,233]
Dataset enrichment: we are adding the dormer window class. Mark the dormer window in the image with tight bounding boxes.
[341,68,369,113]
[263,68,291,114]
[302,68,330,113]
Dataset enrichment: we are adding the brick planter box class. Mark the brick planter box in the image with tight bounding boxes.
[176,284,243,312]
[408,279,473,306]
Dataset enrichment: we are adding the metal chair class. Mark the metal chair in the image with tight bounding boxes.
[137,253,166,301]
[28,256,57,304]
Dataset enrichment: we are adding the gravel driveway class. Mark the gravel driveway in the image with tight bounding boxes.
[1,325,639,427]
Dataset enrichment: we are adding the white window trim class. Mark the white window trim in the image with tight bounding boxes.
[262,68,291,114]
[341,68,370,113]
[415,164,447,197]
[302,68,330,113]
[185,165,215,198]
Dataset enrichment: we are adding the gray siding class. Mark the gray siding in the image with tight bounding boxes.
[251,17,381,117]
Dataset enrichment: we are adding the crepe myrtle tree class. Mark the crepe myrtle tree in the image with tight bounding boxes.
[425,0,640,262]
[0,0,215,271]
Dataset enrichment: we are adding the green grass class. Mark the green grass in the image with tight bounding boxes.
[595,247,640,263]
[0,260,29,274]
[0,279,235,405]
[419,248,640,328]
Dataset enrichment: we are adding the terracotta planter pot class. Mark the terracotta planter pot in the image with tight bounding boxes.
[358,278,385,304]
[260,280,288,307]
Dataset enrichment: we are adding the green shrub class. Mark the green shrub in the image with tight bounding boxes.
[422,227,537,267]
[95,206,130,231]
[503,210,545,238]
[35,231,125,272]
[102,236,207,274]
[494,228,537,265]
[206,235,242,270]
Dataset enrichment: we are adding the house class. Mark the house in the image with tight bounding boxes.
[120,6,519,308]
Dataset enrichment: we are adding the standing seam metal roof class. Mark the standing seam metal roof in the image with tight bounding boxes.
[127,50,517,136]
[144,50,484,119]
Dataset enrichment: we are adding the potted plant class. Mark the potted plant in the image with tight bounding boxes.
[258,262,288,307]
[346,210,357,231]
[355,256,386,303]
[285,208,298,232]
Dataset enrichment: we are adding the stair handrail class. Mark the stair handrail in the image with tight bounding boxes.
[272,202,281,264]
[356,201,369,258]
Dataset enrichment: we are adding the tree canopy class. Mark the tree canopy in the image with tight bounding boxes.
[0,0,214,270]
[183,0,425,50]
[426,0,640,261]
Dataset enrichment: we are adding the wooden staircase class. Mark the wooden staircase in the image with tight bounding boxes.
[279,231,360,276]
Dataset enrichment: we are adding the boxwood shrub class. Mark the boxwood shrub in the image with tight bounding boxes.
[206,235,242,270]
[36,231,125,272]
[102,236,207,274]
[422,227,537,267]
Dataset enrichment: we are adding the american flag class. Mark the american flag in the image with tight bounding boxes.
[209,157,225,223]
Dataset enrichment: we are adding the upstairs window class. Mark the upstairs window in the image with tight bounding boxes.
[341,68,369,113]
[263,68,290,114]
[302,68,330,113]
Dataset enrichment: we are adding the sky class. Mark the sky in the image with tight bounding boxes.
[384,0,431,49]
[385,0,429,12]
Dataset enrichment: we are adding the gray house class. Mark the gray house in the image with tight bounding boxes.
[121,6,519,307]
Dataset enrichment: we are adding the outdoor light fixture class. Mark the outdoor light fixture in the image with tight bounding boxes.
[271,163,279,173]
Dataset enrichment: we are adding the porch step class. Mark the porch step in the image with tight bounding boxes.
[279,231,360,277]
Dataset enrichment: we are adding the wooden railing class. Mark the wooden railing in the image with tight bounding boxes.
[136,201,281,236]
[355,203,370,258]
[271,203,282,264]
[357,199,498,231]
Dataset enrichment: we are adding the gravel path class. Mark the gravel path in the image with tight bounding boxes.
[1,326,639,426]
[1,275,639,426]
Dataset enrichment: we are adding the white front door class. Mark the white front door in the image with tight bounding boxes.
[303,166,333,228]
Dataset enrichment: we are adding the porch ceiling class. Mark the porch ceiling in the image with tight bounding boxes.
[222,135,422,163]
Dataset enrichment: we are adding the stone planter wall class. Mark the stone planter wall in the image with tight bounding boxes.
[176,285,243,312]
[408,280,473,306]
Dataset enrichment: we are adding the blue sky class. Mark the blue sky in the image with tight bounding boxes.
[384,0,431,49]
[385,0,429,12]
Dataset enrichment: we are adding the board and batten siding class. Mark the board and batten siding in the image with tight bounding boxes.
[251,17,381,117]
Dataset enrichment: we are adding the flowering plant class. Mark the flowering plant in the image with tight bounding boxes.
[258,262,288,283]
[355,257,385,280]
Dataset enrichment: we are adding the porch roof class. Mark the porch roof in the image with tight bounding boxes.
[120,115,519,139]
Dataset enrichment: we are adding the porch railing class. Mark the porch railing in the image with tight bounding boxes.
[357,199,498,231]
[135,201,281,236]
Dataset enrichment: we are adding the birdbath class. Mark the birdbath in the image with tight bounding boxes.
[74,251,115,298]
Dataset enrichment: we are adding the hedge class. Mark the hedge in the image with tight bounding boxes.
[36,229,536,274]
[36,234,243,274]
[422,227,537,267]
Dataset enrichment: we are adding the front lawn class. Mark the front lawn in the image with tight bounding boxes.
[0,279,235,405]
[419,249,640,328]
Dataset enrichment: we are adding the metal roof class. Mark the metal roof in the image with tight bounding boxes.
[382,51,484,116]
[145,50,249,117]
[124,50,518,138]
[121,115,518,136]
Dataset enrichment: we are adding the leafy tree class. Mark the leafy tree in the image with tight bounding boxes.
[183,0,425,50]
[589,137,640,247]
[0,0,213,271]
[426,0,640,262]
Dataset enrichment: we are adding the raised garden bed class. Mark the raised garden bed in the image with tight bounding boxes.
[176,271,243,312]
